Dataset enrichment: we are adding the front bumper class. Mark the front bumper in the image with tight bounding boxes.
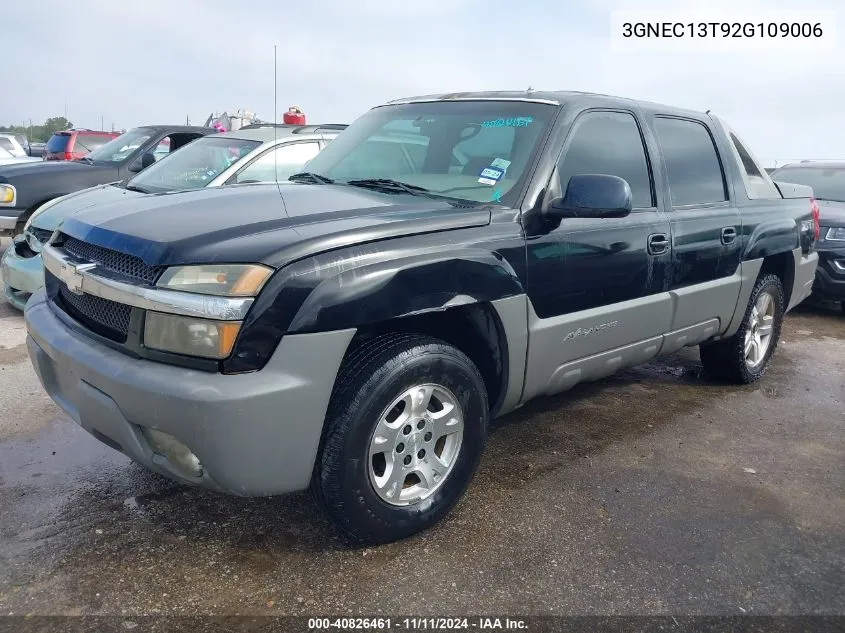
[1,236,44,310]
[25,289,355,496]
[813,249,845,301]
[0,207,25,233]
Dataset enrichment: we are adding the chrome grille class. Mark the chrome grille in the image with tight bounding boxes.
[62,236,164,285]
[51,272,131,343]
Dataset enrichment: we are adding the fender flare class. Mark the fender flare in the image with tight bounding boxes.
[287,248,524,333]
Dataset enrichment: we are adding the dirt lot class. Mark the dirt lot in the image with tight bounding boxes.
[0,237,842,617]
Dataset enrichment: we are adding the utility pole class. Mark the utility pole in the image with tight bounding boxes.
[101,115,104,131]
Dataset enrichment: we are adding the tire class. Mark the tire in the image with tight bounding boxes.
[311,333,489,544]
[700,274,785,384]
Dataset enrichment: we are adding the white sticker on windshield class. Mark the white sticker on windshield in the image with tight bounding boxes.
[478,166,504,186]
[490,158,511,171]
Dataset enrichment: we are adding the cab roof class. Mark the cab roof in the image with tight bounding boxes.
[386,90,713,120]
[219,124,348,143]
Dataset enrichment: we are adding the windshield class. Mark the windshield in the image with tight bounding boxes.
[772,166,845,203]
[86,128,154,163]
[129,136,261,193]
[302,101,556,205]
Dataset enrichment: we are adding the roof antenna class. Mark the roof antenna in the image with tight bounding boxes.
[527,85,534,92]
[705,109,711,114]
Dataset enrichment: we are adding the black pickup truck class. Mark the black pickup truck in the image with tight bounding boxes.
[24,91,819,543]
[0,125,214,237]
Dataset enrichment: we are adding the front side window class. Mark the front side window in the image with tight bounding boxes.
[556,111,654,209]
[128,136,261,193]
[85,128,155,163]
[770,166,845,203]
[302,101,556,206]
[655,117,727,206]
[235,141,321,184]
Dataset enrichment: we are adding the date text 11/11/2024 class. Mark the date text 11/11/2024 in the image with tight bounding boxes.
[307,617,529,630]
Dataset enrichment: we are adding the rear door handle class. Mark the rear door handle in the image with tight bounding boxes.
[721,226,737,245]
[648,233,670,255]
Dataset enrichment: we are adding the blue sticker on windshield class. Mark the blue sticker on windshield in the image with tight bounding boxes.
[481,117,533,128]
[478,166,504,186]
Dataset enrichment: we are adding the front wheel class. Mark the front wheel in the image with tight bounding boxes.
[700,274,785,384]
[311,334,489,544]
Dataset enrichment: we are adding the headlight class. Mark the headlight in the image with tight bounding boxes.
[825,227,845,241]
[0,184,15,206]
[144,312,241,359]
[23,196,63,232]
[156,264,272,296]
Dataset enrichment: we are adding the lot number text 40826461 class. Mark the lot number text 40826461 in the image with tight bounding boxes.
[307,617,528,630]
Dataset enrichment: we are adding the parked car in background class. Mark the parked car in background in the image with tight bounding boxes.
[23,90,818,543]
[771,161,845,312]
[0,147,41,166]
[1,123,345,309]
[43,129,120,161]
[0,133,30,158]
[0,125,215,238]
[28,142,46,158]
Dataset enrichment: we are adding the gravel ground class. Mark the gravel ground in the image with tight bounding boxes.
[0,236,842,617]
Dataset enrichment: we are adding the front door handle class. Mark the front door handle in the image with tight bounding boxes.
[648,233,670,255]
[721,226,737,245]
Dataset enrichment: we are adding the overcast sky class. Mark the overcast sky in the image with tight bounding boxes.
[4,0,842,166]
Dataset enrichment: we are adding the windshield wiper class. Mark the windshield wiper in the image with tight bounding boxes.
[124,184,150,194]
[75,156,94,165]
[289,172,334,185]
[345,178,435,197]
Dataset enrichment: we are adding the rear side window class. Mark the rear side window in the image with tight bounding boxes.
[46,134,71,152]
[73,134,111,154]
[727,130,781,199]
[557,111,654,208]
[654,117,727,206]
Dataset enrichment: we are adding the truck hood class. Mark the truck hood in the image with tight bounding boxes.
[818,199,845,228]
[59,183,491,268]
[0,160,121,207]
[31,183,136,232]
[0,160,110,180]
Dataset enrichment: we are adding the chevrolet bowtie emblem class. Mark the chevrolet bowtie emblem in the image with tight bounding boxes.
[58,262,96,295]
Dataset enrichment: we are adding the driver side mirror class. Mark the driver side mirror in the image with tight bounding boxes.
[547,174,633,219]
[128,152,156,173]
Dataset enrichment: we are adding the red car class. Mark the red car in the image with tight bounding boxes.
[43,129,119,161]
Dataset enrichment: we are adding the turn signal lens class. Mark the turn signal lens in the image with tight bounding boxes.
[156,264,272,297]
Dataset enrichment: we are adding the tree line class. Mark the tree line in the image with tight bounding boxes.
[0,117,74,143]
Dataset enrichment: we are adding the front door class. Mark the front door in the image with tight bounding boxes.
[522,109,672,400]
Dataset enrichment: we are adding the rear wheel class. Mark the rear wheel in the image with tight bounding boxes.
[700,274,784,384]
[311,334,488,544]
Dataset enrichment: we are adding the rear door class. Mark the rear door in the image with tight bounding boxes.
[651,115,742,333]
